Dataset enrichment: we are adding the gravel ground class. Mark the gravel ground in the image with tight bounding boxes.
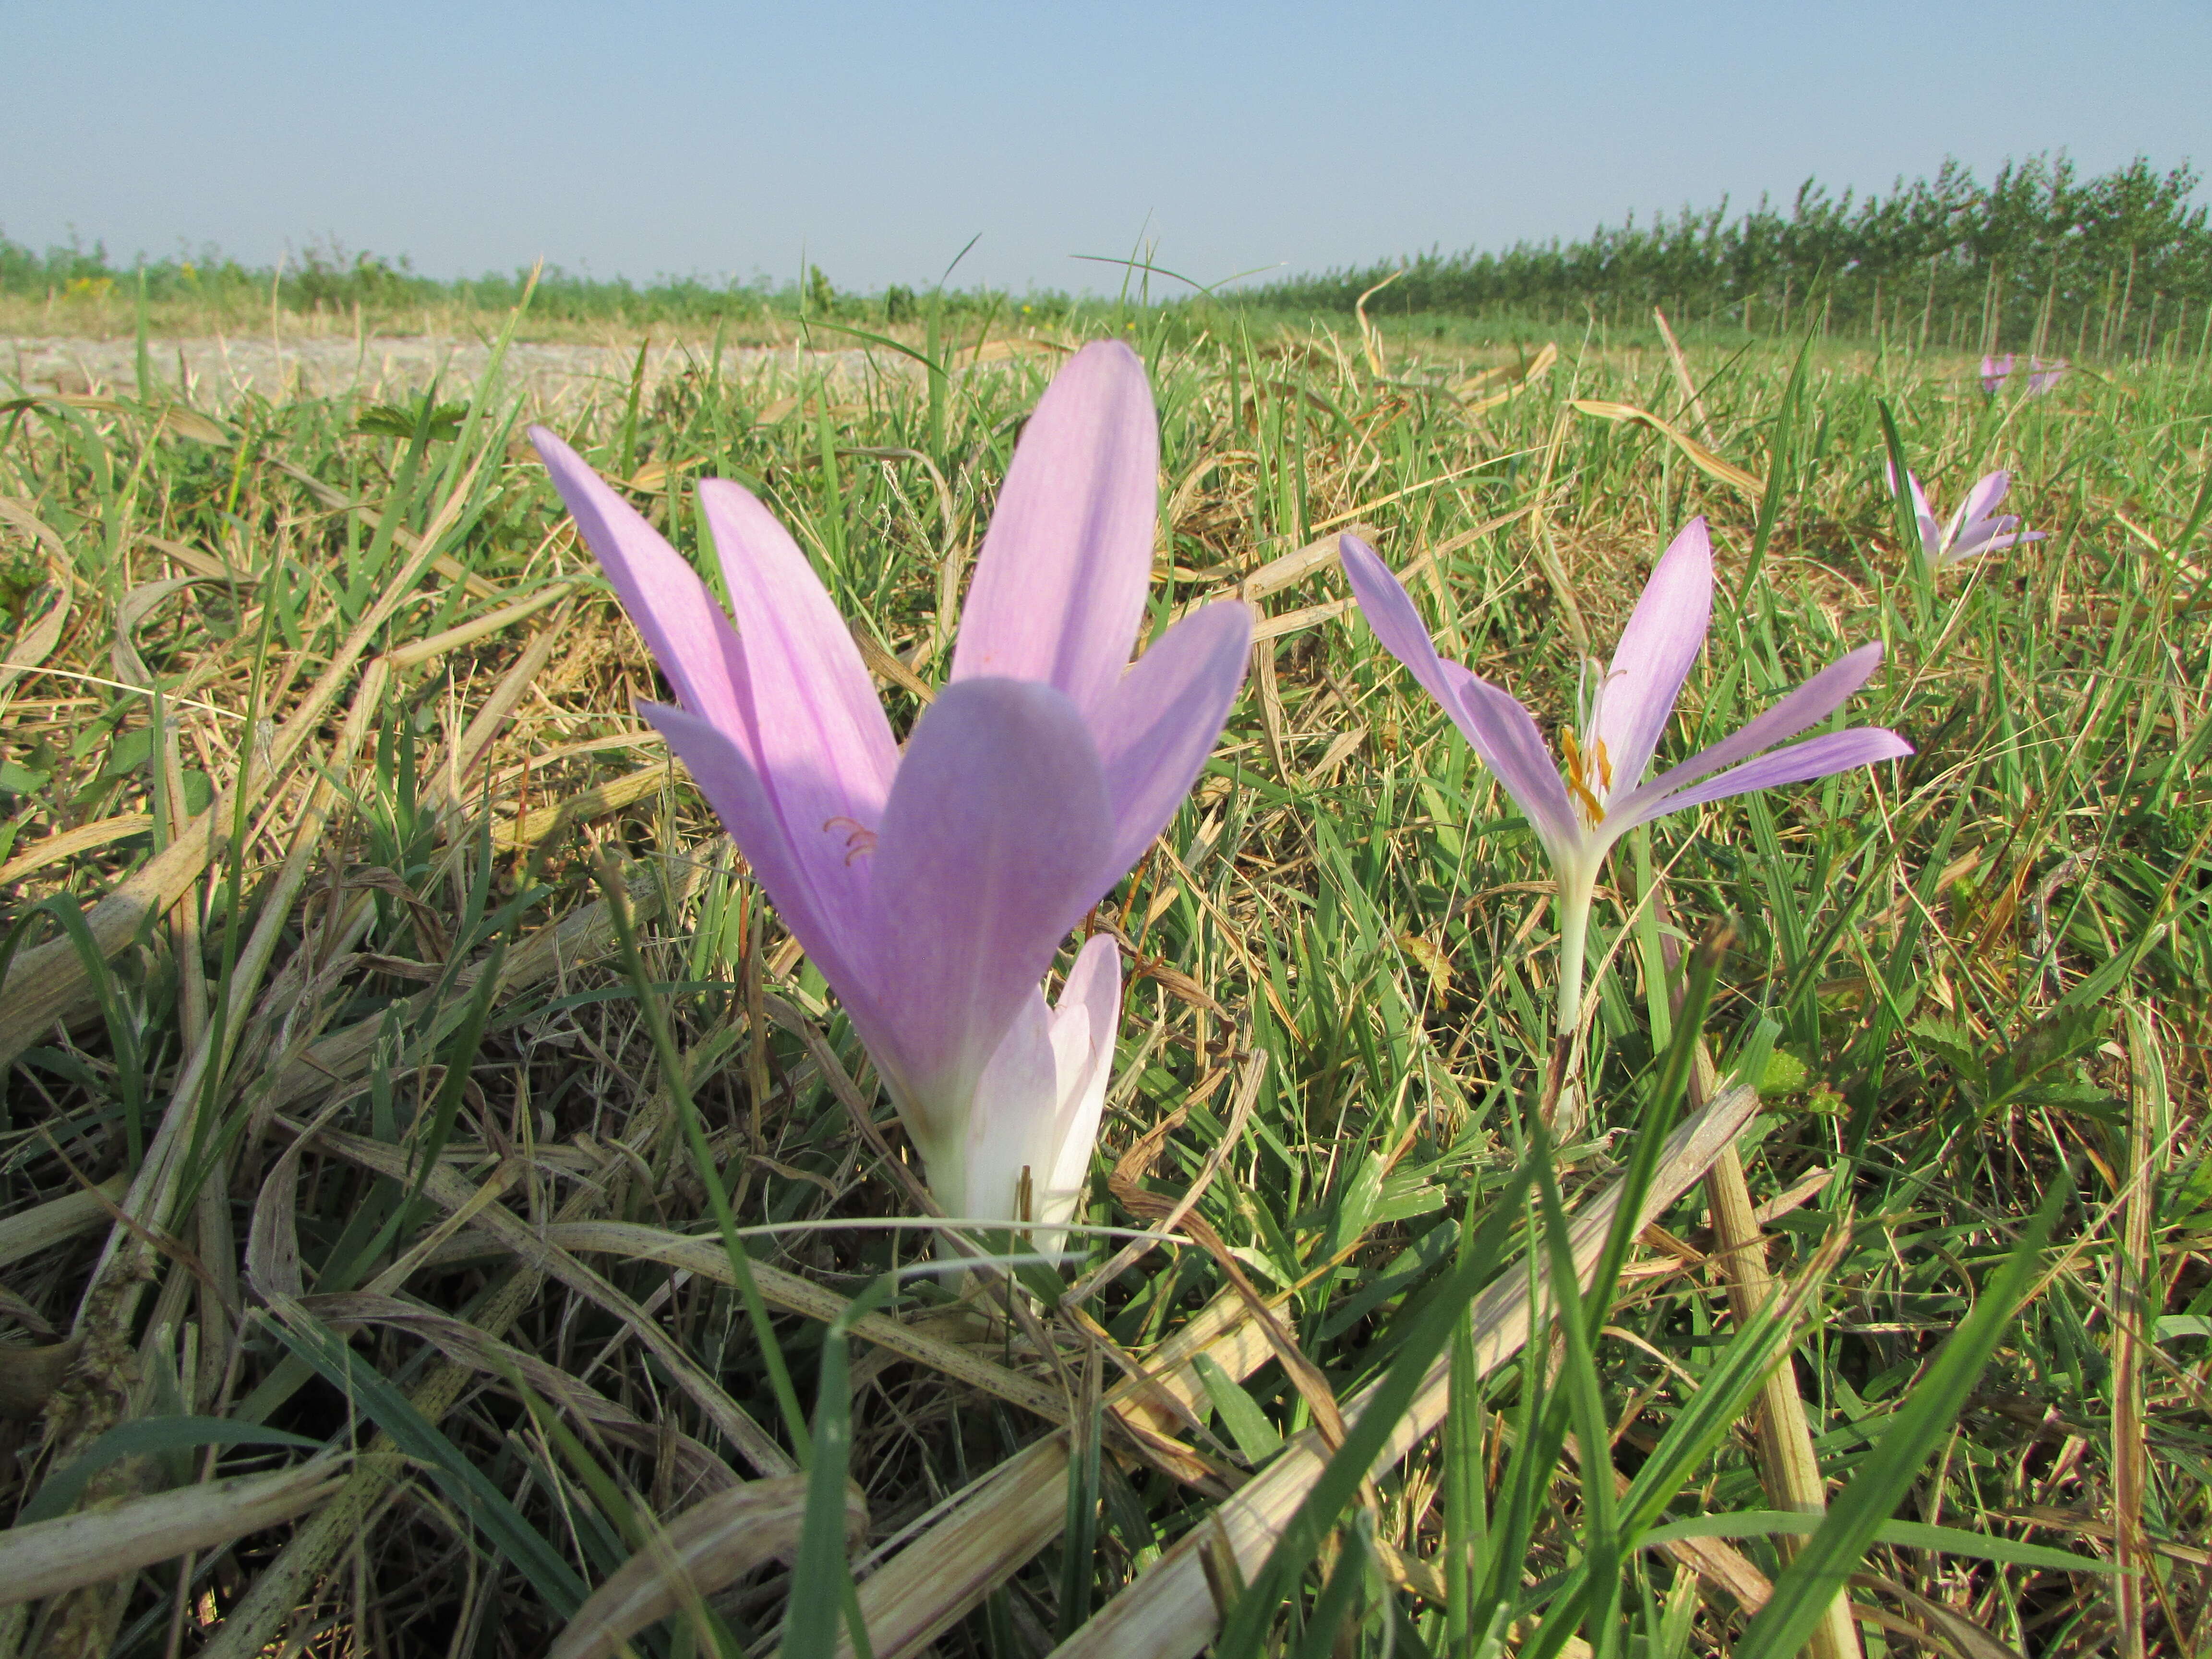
[3,333,888,410]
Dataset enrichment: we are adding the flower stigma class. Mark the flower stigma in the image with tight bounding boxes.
[822,816,879,864]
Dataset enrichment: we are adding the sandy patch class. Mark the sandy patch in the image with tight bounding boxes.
[3,333,888,411]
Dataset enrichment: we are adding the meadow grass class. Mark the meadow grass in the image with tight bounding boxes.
[0,295,2205,1658]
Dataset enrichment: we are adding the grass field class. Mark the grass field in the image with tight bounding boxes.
[0,293,2206,1658]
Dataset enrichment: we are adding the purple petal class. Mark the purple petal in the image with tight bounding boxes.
[1941,529,2003,562]
[532,427,752,739]
[1045,934,1121,1173]
[1981,354,2014,394]
[1336,540,1584,849]
[1343,532,1581,851]
[1945,513,2021,561]
[1938,529,2043,567]
[950,342,1158,719]
[1612,642,1887,819]
[1905,472,1942,561]
[1438,664,1583,854]
[699,478,900,918]
[960,988,1058,1225]
[1957,470,2011,530]
[958,933,1119,1247]
[864,678,1114,1144]
[635,698,870,1014]
[1621,727,1913,829]
[1090,601,1251,873]
[1596,519,1713,792]
[1039,933,1121,1238]
[1340,533,1465,712]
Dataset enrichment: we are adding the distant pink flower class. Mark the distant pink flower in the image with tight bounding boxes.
[1342,521,1910,1033]
[1890,464,2045,570]
[1981,353,2067,396]
[533,343,1252,1247]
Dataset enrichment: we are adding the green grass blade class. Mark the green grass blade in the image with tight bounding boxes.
[21,1416,323,1524]
[1212,1156,1533,1659]
[1731,1170,2075,1658]
[263,1301,589,1618]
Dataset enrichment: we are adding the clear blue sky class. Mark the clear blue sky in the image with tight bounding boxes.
[7,0,2207,295]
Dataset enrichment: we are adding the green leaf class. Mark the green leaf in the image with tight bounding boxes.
[1875,396,1923,565]
[0,758,50,794]
[1642,1511,1824,1545]
[1613,1282,1808,1542]
[1874,1519,2117,1575]
[1642,1512,2114,1575]
[1757,1048,1809,1098]
[104,726,153,776]
[1212,1155,1533,1659]
[356,398,467,441]
[1058,1367,1106,1642]
[1732,1170,2074,1658]
[784,1275,893,1659]
[263,1303,588,1618]
[1285,1511,1374,1659]
[1194,1352,1285,1463]
[21,1416,323,1525]
[1738,330,1813,600]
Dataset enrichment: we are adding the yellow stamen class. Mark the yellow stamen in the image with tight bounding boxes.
[1560,729,1607,827]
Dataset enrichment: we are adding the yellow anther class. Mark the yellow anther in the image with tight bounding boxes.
[1559,729,1607,828]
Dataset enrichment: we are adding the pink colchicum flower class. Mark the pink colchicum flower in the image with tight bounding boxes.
[1980,354,2067,396]
[1891,466,2045,571]
[533,342,1252,1251]
[1341,520,1911,1034]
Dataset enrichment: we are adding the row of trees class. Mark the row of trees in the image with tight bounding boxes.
[0,236,806,324]
[0,235,1082,329]
[0,239,431,308]
[11,156,2203,354]
[1246,156,2212,359]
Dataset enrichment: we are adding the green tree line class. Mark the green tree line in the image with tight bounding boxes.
[0,236,1092,330]
[1245,154,2211,359]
